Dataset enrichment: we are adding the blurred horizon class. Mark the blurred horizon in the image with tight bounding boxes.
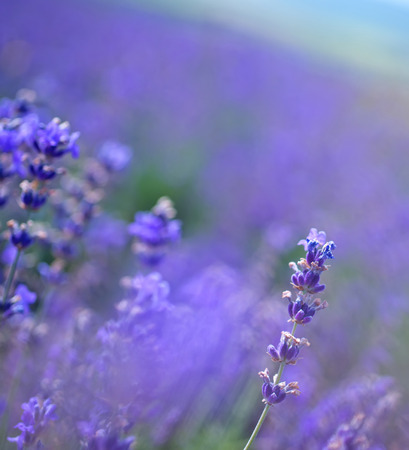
[109,0,409,83]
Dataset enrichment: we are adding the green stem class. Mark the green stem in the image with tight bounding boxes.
[2,249,22,304]
[243,403,270,450]
[275,361,285,384]
[243,321,299,449]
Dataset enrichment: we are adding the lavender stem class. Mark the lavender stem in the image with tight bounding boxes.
[244,322,298,449]
[1,249,22,304]
[243,403,270,450]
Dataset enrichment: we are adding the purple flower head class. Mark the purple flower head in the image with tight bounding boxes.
[128,197,182,265]
[29,160,58,180]
[33,117,80,159]
[2,284,37,318]
[258,369,300,406]
[8,396,57,450]
[97,140,132,172]
[287,295,328,325]
[119,271,171,313]
[19,181,48,211]
[87,431,135,450]
[291,269,325,294]
[38,261,66,285]
[14,284,37,308]
[1,284,37,319]
[8,221,34,250]
[298,228,327,251]
[290,230,336,299]
[267,331,310,365]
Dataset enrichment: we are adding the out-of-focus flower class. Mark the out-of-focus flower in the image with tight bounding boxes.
[128,197,181,265]
[8,221,34,250]
[298,228,327,251]
[87,431,135,450]
[33,117,80,159]
[7,397,57,450]
[97,141,132,172]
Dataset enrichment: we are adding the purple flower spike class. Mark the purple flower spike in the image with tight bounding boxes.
[128,197,182,265]
[33,117,80,159]
[251,229,336,446]
[8,396,57,450]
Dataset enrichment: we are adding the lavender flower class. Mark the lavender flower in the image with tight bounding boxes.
[259,369,300,405]
[128,197,181,265]
[19,180,48,211]
[245,228,336,449]
[2,284,38,317]
[297,228,327,250]
[87,432,135,450]
[32,117,80,159]
[8,221,34,250]
[267,331,310,365]
[8,397,57,449]
[286,230,336,325]
[96,141,132,172]
[29,160,58,180]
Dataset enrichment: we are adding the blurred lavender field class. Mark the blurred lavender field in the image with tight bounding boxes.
[1,0,409,448]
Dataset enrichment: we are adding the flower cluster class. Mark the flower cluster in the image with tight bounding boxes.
[267,331,310,365]
[0,93,133,321]
[247,228,337,448]
[7,397,57,450]
[258,369,300,405]
[0,92,79,212]
[286,228,336,325]
[128,196,181,265]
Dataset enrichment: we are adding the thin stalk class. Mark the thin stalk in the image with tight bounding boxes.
[243,403,270,450]
[243,321,298,450]
[1,249,22,304]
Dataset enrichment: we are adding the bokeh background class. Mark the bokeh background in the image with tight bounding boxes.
[2,0,409,448]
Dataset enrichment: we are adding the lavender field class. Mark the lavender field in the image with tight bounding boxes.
[1,0,409,448]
